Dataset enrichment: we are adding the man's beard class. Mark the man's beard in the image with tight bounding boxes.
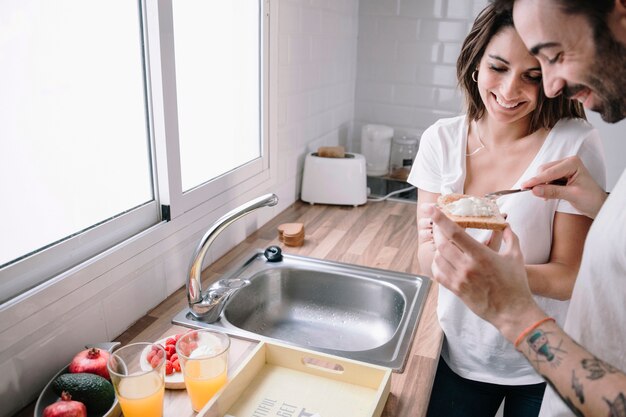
[587,27,626,123]
[561,29,626,123]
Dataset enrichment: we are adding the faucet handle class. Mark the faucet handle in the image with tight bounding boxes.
[217,278,250,289]
[264,245,283,262]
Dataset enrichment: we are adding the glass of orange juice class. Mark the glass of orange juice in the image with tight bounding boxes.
[107,342,166,417]
[176,330,230,412]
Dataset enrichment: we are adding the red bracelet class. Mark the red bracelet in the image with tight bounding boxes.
[514,317,556,348]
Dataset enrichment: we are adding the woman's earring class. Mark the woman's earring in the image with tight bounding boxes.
[472,70,479,83]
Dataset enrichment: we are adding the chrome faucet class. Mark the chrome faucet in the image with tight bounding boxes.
[187,193,279,321]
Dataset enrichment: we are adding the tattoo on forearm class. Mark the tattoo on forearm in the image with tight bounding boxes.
[526,329,567,368]
[603,392,626,417]
[572,370,585,404]
[544,376,584,417]
[582,357,619,380]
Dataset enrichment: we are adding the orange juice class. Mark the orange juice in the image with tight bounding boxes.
[116,372,165,417]
[183,359,227,411]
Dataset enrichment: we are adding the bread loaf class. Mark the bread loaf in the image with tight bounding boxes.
[437,194,506,231]
[317,146,345,158]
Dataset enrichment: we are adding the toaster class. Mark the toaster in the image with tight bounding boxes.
[301,152,367,206]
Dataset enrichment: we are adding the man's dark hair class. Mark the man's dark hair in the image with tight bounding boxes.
[491,0,615,41]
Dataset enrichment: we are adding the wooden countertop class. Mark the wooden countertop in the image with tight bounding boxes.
[16,200,442,417]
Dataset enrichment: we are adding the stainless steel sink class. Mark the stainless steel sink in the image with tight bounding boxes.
[172,248,430,371]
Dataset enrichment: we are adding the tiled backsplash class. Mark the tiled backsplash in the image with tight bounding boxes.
[276,0,359,190]
[353,0,487,151]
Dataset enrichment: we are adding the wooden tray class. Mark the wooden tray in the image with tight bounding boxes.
[198,342,392,417]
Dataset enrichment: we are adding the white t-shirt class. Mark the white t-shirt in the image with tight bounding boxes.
[539,168,626,415]
[408,115,607,384]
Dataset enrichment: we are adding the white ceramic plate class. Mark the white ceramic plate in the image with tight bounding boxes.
[140,337,186,390]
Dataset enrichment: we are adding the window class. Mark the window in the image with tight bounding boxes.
[172,1,262,192]
[0,0,269,303]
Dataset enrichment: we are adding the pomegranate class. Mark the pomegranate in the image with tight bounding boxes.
[43,392,87,417]
[69,347,110,380]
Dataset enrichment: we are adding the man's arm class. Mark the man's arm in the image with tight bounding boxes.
[513,312,626,417]
[427,205,626,417]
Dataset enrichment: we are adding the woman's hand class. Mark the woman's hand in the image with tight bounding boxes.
[521,156,607,219]
[417,203,435,250]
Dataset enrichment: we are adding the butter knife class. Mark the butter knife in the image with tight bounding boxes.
[485,177,568,199]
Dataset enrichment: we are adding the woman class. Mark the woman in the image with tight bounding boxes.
[408,4,606,417]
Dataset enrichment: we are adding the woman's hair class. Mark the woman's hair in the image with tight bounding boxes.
[457,4,585,132]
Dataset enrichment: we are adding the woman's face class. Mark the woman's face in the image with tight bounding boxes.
[476,26,542,125]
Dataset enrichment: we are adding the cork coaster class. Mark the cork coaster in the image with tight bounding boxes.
[278,223,305,247]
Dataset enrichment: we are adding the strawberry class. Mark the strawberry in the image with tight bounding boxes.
[150,354,161,369]
[177,341,190,357]
[165,345,176,359]
[165,360,174,375]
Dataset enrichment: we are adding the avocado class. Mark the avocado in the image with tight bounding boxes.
[52,372,115,414]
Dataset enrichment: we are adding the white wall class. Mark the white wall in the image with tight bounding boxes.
[352,0,488,150]
[277,0,359,197]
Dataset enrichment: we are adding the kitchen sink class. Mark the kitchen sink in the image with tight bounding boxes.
[172,247,430,371]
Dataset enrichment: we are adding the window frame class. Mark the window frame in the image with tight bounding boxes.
[147,0,272,220]
[0,0,275,305]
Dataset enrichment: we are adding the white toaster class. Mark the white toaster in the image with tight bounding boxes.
[301,152,367,206]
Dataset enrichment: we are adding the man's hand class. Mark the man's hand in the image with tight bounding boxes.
[426,205,543,343]
[521,156,607,219]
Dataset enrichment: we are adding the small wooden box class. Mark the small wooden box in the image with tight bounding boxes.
[198,342,392,417]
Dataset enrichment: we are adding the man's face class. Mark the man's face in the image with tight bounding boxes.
[513,0,626,123]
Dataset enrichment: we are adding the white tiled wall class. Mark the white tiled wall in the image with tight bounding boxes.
[277,0,359,194]
[353,0,487,149]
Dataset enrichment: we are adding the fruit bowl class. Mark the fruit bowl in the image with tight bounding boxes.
[34,342,121,417]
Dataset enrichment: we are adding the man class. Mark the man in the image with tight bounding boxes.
[425,0,626,416]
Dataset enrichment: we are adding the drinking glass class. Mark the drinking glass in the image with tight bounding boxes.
[176,330,230,412]
[107,342,166,417]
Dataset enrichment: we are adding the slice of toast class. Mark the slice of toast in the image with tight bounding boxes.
[437,193,506,231]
